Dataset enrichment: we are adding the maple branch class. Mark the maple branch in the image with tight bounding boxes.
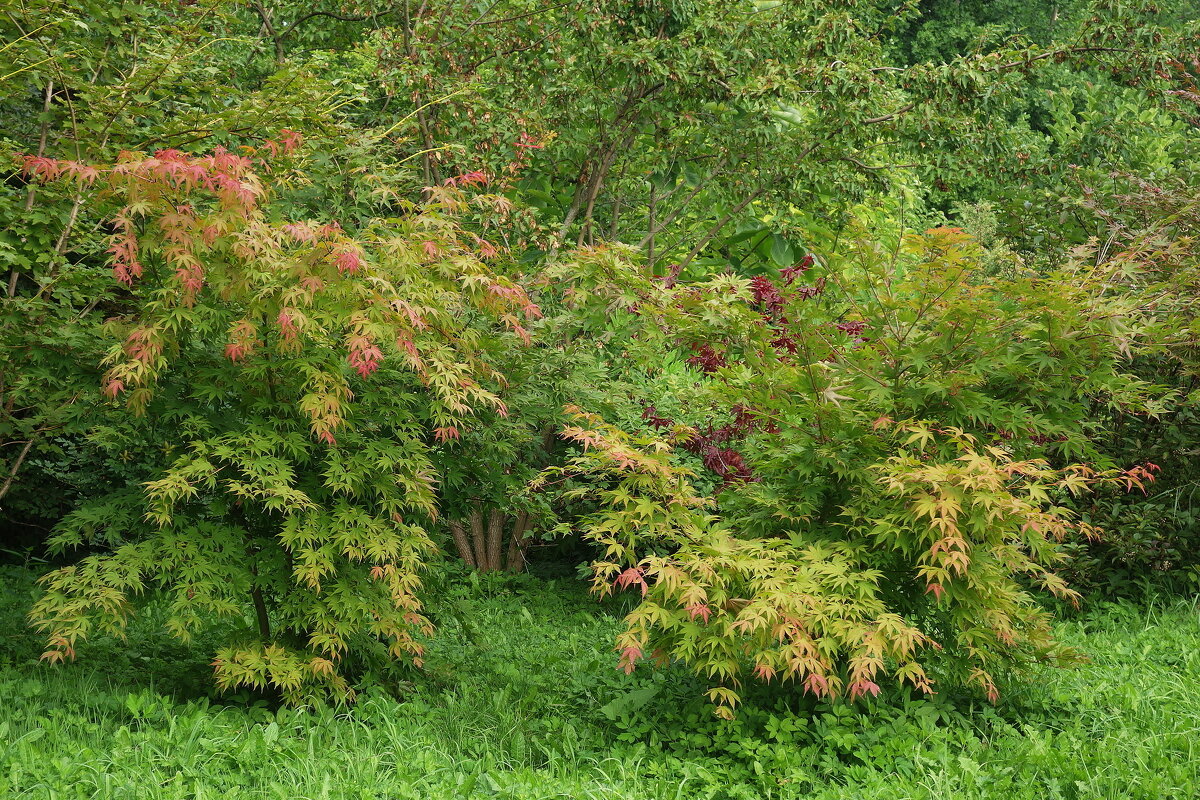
[676,187,768,272]
[862,103,915,125]
[466,32,554,72]
[135,125,256,150]
[637,157,729,249]
[838,156,919,170]
[8,79,53,297]
[991,46,1135,72]
[553,82,664,253]
[277,9,387,40]
[0,438,34,503]
[471,1,579,27]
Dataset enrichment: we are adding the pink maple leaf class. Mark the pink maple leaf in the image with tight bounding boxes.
[433,426,460,443]
[803,672,829,698]
[224,342,249,362]
[334,249,362,274]
[277,309,299,341]
[614,567,648,596]
[618,646,643,675]
[848,680,881,702]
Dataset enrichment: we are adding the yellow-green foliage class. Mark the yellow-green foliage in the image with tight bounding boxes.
[26,144,538,703]
[540,222,1175,714]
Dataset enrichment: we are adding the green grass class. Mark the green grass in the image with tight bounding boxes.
[2,564,1199,799]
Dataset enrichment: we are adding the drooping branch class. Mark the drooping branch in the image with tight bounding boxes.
[853,47,1141,129]
[467,1,577,29]
[862,103,915,125]
[277,10,380,40]
[991,46,1135,72]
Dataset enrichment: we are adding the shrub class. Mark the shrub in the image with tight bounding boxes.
[24,140,540,702]
[541,222,1170,714]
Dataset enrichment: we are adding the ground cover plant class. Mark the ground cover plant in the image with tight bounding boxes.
[3,564,1200,799]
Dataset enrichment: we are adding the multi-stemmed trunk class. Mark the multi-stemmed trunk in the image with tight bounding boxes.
[448,504,533,572]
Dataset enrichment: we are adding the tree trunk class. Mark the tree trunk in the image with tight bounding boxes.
[449,519,475,567]
[485,507,505,571]
[469,506,487,568]
[250,585,271,643]
[251,0,285,63]
[451,507,535,572]
[505,511,531,572]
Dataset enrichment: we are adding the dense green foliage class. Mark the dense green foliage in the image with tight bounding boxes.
[3,1,1200,791]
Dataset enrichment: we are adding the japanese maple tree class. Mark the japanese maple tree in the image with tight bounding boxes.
[541,223,1171,715]
[25,136,540,702]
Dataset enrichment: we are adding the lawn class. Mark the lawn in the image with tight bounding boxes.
[2,564,1198,799]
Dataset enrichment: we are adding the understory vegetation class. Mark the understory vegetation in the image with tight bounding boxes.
[3,564,1200,799]
[2,0,1200,796]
